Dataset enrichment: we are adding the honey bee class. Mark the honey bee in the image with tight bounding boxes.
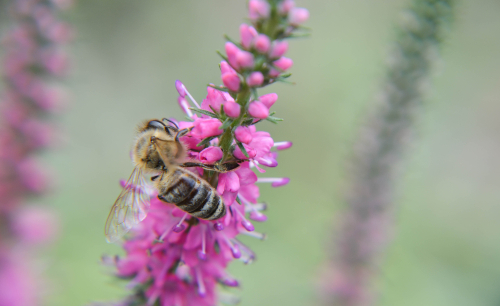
[105,119,240,243]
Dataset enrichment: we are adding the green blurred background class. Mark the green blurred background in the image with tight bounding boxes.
[23,0,500,305]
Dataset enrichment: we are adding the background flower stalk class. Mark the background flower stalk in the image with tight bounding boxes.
[322,1,454,305]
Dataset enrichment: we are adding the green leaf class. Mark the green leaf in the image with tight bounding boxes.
[242,118,255,126]
[216,50,229,62]
[265,116,284,124]
[190,107,219,118]
[235,197,242,205]
[251,88,259,100]
[236,141,250,158]
[280,73,292,79]
[220,118,233,130]
[223,34,244,49]
[197,136,218,147]
[208,84,229,92]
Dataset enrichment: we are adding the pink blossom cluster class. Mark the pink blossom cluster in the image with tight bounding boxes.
[105,1,308,305]
[0,0,71,305]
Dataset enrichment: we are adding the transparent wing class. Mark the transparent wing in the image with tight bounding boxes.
[105,167,151,243]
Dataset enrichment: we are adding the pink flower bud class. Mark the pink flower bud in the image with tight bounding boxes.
[234,126,253,144]
[248,101,269,119]
[191,118,223,139]
[240,24,258,49]
[220,61,236,75]
[222,72,241,92]
[289,7,309,26]
[249,0,271,20]
[254,34,271,53]
[234,143,257,160]
[246,71,264,87]
[279,0,295,14]
[236,50,254,69]
[224,101,241,118]
[199,147,223,164]
[225,42,240,69]
[274,57,293,71]
[270,40,289,58]
[259,93,278,109]
[175,80,186,97]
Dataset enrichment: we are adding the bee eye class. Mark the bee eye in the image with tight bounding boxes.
[147,120,165,130]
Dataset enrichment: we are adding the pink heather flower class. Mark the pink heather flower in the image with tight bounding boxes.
[270,40,289,58]
[223,101,241,118]
[259,93,278,109]
[249,0,271,20]
[221,72,241,92]
[279,0,295,14]
[274,56,294,71]
[201,86,234,113]
[12,207,59,244]
[220,60,236,75]
[248,101,269,119]
[236,50,254,69]
[246,71,264,87]
[289,7,310,26]
[191,118,223,139]
[199,147,223,164]
[234,126,253,144]
[254,34,271,53]
[269,68,281,78]
[240,24,258,49]
[225,42,240,69]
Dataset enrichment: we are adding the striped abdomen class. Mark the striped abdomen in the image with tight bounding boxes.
[157,168,226,220]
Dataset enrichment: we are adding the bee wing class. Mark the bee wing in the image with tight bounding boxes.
[105,167,151,243]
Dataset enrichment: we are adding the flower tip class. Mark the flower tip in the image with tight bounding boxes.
[222,278,240,287]
[272,178,290,187]
[231,245,242,259]
[248,101,269,119]
[197,250,207,261]
[172,224,186,233]
[241,220,255,232]
[214,222,224,231]
[175,80,186,97]
[249,212,268,222]
[276,141,293,150]
[246,71,264,87]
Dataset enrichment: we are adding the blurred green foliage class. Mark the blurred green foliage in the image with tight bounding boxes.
[26,0,500,305]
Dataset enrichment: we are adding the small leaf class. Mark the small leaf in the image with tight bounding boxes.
[236,141,250,158]
[251,88,259,100]
[223,35,244,49]
[190,107,219,118]
[235,197,242,205]
[242,118,255,126]
[197,136,218,147]
[208,84,229,92]
[280,73,292,79]
[216,50,229,62]
[220,118,233,130]
[265,116,284,124]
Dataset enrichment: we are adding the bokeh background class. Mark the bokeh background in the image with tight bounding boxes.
[8,0,499,305]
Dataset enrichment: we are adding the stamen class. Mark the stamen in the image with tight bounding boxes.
[178,96,193,118]
[196,267,206,297]
[220,276,239,287]
[241,231,267,240]
[172,213,188,233]
[257,177,290,187]
[232,239,254,264]
[251,160,266,173]
[222,234,241,258]
[273,141,293,150]
[234,207,254,231]
[197,225,207,260]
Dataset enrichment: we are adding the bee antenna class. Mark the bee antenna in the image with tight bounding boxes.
[162,118,179,129]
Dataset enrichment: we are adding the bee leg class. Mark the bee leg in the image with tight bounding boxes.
[179,161,241,173]
[151,175,160,181]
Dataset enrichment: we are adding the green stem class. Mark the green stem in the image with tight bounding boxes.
[219,85,251,161]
